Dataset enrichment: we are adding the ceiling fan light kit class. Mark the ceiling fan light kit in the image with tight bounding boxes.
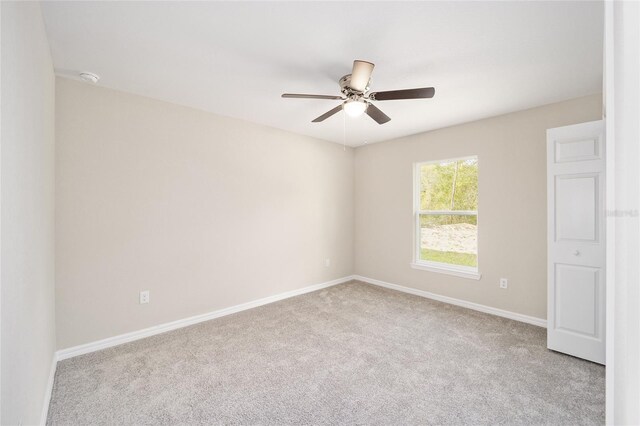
[282,59,435,125]
[343,99,367,117]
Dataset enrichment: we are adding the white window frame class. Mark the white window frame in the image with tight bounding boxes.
[411,156,481,280]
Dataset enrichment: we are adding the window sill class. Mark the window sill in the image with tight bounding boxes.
[410,262,482,280]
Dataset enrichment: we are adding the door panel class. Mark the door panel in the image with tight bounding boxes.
[554,264,599,337]
[547,120,605,365]
[555,174,599,242]
[554,137,601,163]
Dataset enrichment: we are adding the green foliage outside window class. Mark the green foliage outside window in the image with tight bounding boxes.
[418,157,478,268]
[420,158,478,226]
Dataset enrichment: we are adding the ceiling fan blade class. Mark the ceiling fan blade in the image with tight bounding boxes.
[366,103,391,125]
[369,87,435,101]
[282,93,344,100]
[350,60,375,92]
[312,104,343,123]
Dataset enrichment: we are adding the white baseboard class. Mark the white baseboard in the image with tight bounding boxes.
[40,353,57,425]
[354,275,547,328]
[56,273,545,361]
[56,275,355,361]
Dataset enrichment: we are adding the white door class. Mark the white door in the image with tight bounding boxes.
[547,120,606,365]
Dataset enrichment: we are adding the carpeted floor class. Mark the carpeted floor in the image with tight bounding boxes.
[47,281,605,425]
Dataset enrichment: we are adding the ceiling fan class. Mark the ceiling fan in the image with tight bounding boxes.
[282,60,435,125]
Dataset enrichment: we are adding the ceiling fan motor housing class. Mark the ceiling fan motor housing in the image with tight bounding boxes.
[339,74,369,99]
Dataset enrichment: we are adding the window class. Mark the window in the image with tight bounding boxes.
[412,156,480,279]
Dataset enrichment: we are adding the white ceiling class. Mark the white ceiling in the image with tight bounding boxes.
[41,1,603,146]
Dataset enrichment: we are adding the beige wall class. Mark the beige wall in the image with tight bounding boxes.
[1,2,57,425]
[55,78,354,349]
[354,94,602,320]
[55,75,602,348]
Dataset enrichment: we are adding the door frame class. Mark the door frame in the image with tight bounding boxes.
[604,1,614,423]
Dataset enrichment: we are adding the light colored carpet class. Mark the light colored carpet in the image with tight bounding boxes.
[47,281,605,425]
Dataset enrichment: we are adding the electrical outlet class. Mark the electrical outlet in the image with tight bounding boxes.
[325,258,331,267]
[500,278,508,289]
[139,290,150,304]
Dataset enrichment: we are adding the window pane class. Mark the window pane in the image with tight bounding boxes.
[420,158,478,211]
[419,214,477,267]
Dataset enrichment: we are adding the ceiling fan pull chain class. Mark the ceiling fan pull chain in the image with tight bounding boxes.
[343,108,347,151]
